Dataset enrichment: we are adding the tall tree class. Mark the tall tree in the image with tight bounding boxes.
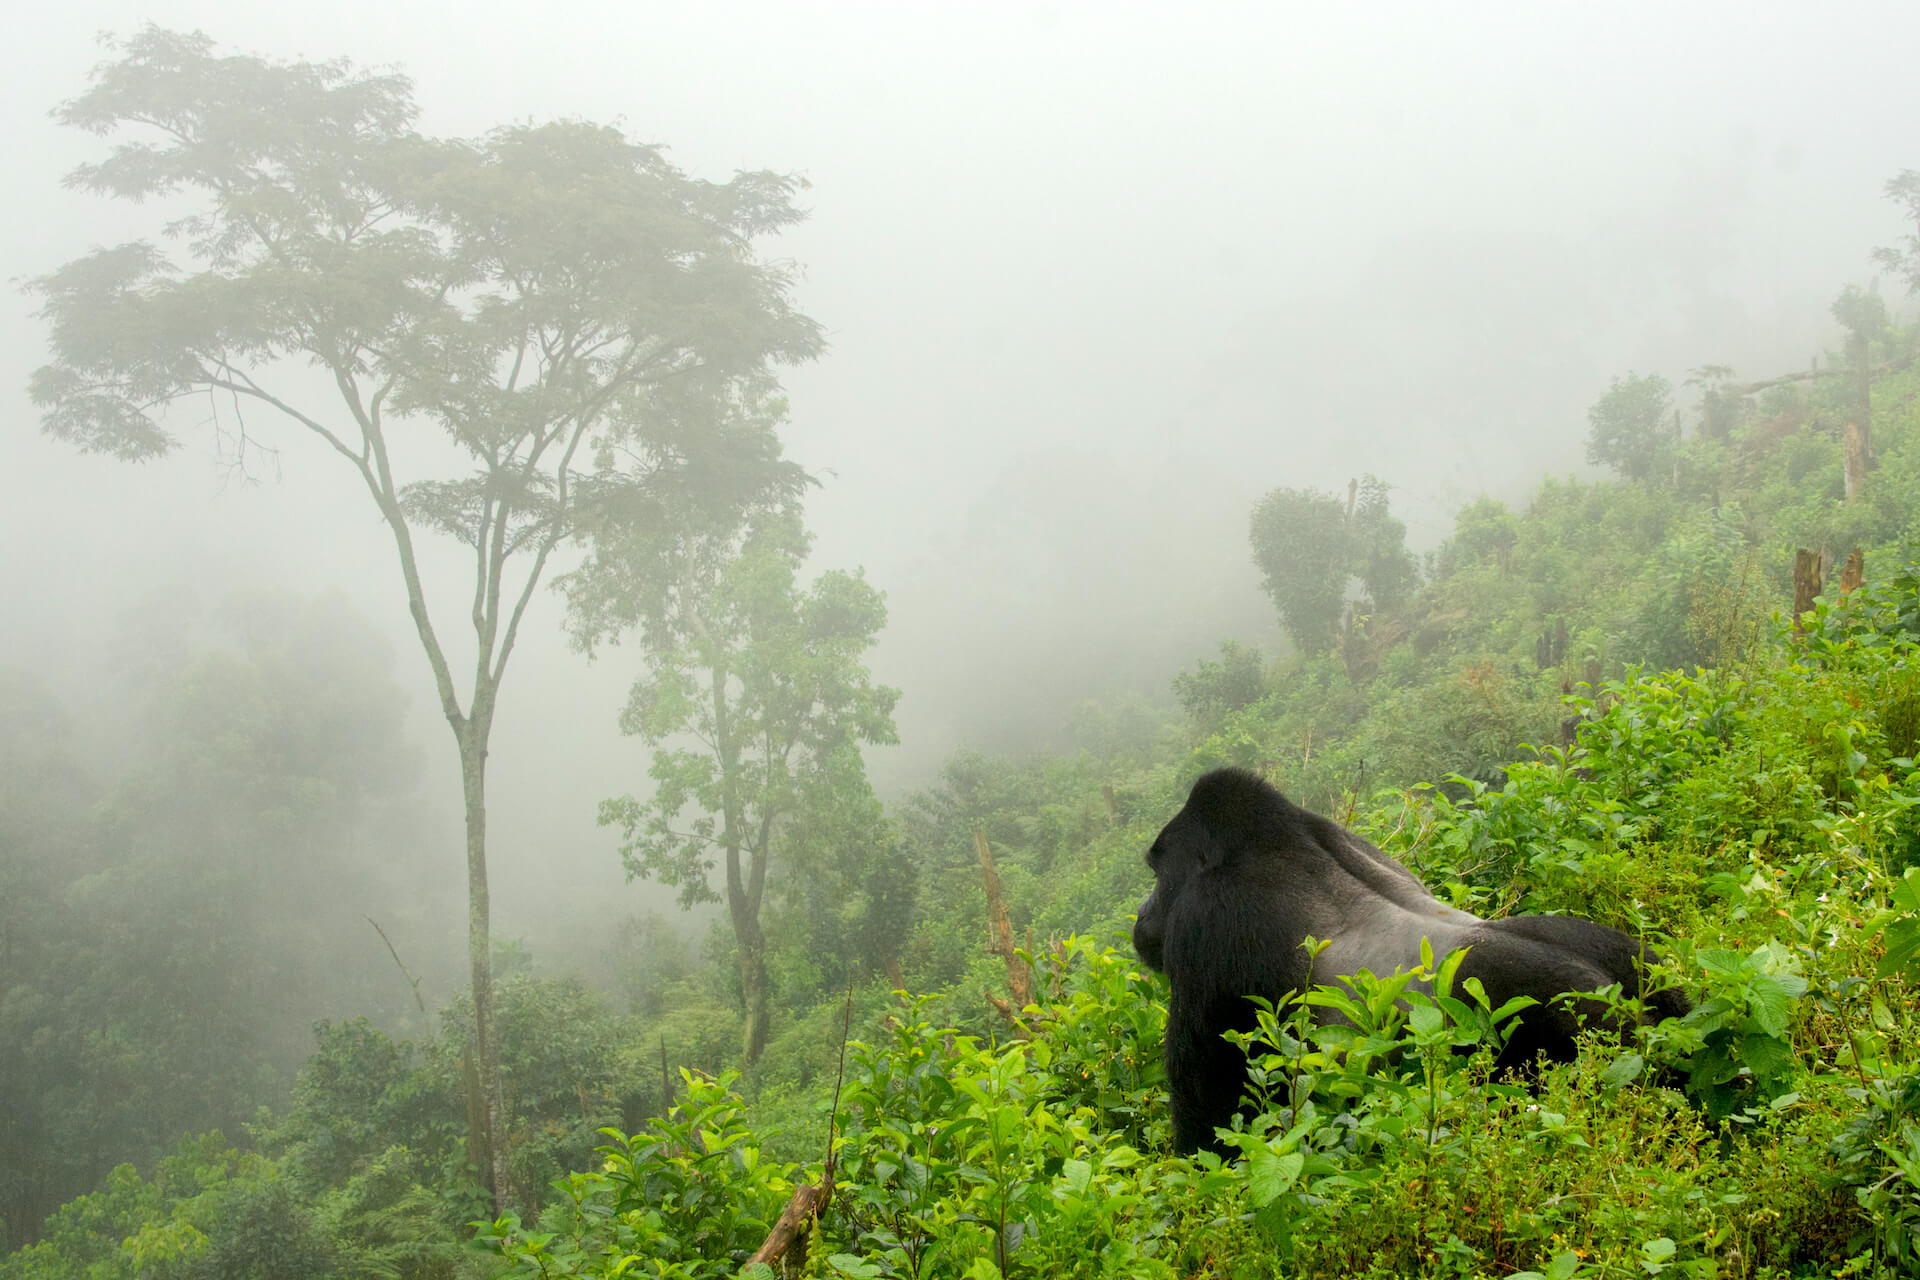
[30,29,821,1211]
[569,505,899,1063]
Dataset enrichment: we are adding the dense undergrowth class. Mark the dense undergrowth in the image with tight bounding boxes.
[12,316,1920,1273]
[471,576,1920,1279]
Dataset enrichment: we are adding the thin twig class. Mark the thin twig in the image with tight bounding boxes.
[368,916,429,1019]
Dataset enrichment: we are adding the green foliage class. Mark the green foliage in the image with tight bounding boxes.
[1249,486,1351,654]
[36,28,821,483]
[1586,372,1675,482]
[477,1072,793,1280]
[0,593,431,1249]
[1661,942,1807,1121]
[1361,659,1561,792]
[1171,640,1267,734]
[1833,284,1890,349]
[1248,476,1420,655]
[1873,170,1920,295]
[831,983,1178,1279]
[0,1136,343,1280]
[1350,476,1422,612]
[482,905,1884,1277]
[1831,1071,1920,1271]
[262,968,661,1220]
[1434,496,1519,578]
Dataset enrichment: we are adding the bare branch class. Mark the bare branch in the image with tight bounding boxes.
[207,369,362,474]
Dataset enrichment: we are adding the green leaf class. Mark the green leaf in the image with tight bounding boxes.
[1878,918,1920,981]
[1245,1146,1305,1208]
[1893,867,1920,914]
[1487,994,1539,1024]
[1744,975,1797,1039]
[1600,1052,1645,1089]
[1737,1031,1795,1083]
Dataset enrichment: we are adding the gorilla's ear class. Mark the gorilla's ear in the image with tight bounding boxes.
[1187,820,1233,872]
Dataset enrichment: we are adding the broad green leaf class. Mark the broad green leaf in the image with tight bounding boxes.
[1745,976,1797,1039]
[1878,919,1920,981]
[1245,1146,1305,1208]
[1547,1249,1584,1280]
[1893,866,1920,914]
[1600,1052,1645,1089]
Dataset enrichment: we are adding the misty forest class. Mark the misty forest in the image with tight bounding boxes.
[11,11,1920,1280]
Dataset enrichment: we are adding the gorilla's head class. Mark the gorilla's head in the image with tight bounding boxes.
[1132,768,1274,972]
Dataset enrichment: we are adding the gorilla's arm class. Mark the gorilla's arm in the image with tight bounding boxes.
[1164,991,1257,1153]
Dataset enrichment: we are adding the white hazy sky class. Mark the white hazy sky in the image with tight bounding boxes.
[5,2,1916,955]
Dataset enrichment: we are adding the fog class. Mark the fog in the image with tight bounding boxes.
[4,1,1916,968]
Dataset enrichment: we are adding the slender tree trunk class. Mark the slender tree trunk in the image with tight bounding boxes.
[458,723,513,1213]
[732,900,771,1064]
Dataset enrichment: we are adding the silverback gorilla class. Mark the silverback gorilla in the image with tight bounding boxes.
[1132,767,1687,1154]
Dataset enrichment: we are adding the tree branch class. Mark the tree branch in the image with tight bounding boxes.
[207,369,364,474]
[489,412,594,690]
[331,361,468,729]
[1729,351,1918,397]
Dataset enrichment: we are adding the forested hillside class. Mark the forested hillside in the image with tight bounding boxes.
[13,266,1920,1275]
[9,34,1920,1276]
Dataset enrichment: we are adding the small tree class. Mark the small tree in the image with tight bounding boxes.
[1872,169,1920,294]
[1832,283,1889,442]
[1687,364,1738,441]
[1249,475,1419,655]
[1172,640,1267,732]
[30,29,821,1210]
[1249,487,1352,655]
[1350,475,1420,609]
[1585,372,1674,482]
[570,505,899,1064]
[1437,496,1519,577]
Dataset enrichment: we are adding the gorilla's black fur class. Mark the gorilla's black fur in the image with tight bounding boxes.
[1132,767,1688,1154]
